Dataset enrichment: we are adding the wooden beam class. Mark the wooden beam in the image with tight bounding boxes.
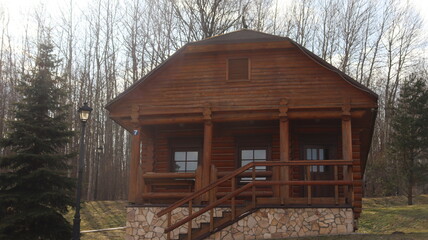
[279,98,290,204]
[342,109,352,161]
[135,109,367,125]
[139,128,154,203]
[128,127,141,203]
[342,103,353,205]
[202,105,213,201]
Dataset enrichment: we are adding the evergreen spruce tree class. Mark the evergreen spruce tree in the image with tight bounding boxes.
[389,74,428,205]
[0,42,75,239]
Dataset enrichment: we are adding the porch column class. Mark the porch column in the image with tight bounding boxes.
[129,127,141,203]
[140,128,154,203]
[202,105,213,200]
[279,99,290,204]
[341,104,353,204]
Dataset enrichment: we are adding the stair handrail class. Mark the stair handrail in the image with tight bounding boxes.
[157,161,258,217]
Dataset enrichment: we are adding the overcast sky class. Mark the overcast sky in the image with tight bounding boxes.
[1,0,427,57]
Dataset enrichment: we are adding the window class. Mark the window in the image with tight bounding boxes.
[170,138,202,173]
[305,148,328,173]
[240,148,267,181]
[173,150,199,172]
[228,58,249,80]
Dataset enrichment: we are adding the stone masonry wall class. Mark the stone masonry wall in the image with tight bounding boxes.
[126,207,354,240]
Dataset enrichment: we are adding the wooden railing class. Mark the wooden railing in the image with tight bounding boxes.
[156,160,354,239]
[142,172,196,199]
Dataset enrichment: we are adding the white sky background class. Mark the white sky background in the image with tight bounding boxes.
[1,0,428,57]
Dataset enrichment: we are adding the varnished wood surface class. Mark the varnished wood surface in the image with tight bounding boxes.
[108,46,376,120]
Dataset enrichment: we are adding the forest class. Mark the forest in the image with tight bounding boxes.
[0,0,427,201]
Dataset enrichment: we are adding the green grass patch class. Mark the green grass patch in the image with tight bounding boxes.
[65,200,127,240]
[358,195,428,235]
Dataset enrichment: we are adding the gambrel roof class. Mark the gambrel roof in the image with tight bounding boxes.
[106,29,377,110]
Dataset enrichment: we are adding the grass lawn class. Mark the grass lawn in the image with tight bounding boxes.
[68,195,428,239]
[65,201,127,240]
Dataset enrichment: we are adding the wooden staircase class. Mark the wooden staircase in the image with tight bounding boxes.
[177,203,256,240]
[156,160,354,240]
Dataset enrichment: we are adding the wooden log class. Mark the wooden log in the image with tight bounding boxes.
[202,120,213,201]
[279,101,290,204]
[134,109,368,125]
[128,128,140,203]
[342,108,352,205]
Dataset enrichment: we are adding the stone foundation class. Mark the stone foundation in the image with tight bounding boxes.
[126,206,354,240]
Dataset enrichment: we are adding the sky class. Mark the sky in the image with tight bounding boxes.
[1,0,428,57]
[2,0,428,30]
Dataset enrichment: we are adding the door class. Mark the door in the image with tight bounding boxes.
[304,146,334,197]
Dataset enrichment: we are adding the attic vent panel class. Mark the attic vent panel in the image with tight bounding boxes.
[228,58,249,80]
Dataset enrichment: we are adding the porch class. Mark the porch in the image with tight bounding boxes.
[127,104,362,207]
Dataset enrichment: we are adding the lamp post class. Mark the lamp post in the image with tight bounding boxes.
[72,102,92,240]
[94,146,103,200]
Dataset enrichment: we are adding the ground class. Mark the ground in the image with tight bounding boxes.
[66,195,428,240]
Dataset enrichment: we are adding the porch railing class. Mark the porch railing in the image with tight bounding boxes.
[155,160,354,239]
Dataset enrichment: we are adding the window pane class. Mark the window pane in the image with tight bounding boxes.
[319,149,324,160]
[311,166,317,172]
[187,161,198,171]
[319,165,324,172]
[255,166,266,171]
[187,151,198,161]
[312,149,317,160]
[175,162,186,172]
[254,150,266,160]
[241,150,253,160]
[306,149,312,160]
[175,152,186,161]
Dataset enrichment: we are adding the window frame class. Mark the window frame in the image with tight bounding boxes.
[235,136,271,182]
[169,138,202,173]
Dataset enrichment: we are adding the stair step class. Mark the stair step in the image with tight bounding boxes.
[178,204,256,240]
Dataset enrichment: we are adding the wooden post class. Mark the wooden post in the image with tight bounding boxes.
[202,104,213,201]
[128,127,141,203]
[210,165,217,203]
[194,166,203,204]
[279,98,290,204]
[342,103,353,204]
[139,128,154,203]
[334,165,339,205]
[306,166,312,205]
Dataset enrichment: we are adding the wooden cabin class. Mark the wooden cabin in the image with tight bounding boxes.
[106,30,377,240]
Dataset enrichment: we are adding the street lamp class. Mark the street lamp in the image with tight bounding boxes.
[72,102,92,240]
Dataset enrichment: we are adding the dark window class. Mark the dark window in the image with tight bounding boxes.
[170,138,202,173]
[239,148,268,181]
[305,148,329,172]
[173,150,199,172]
[228,58,249,80]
